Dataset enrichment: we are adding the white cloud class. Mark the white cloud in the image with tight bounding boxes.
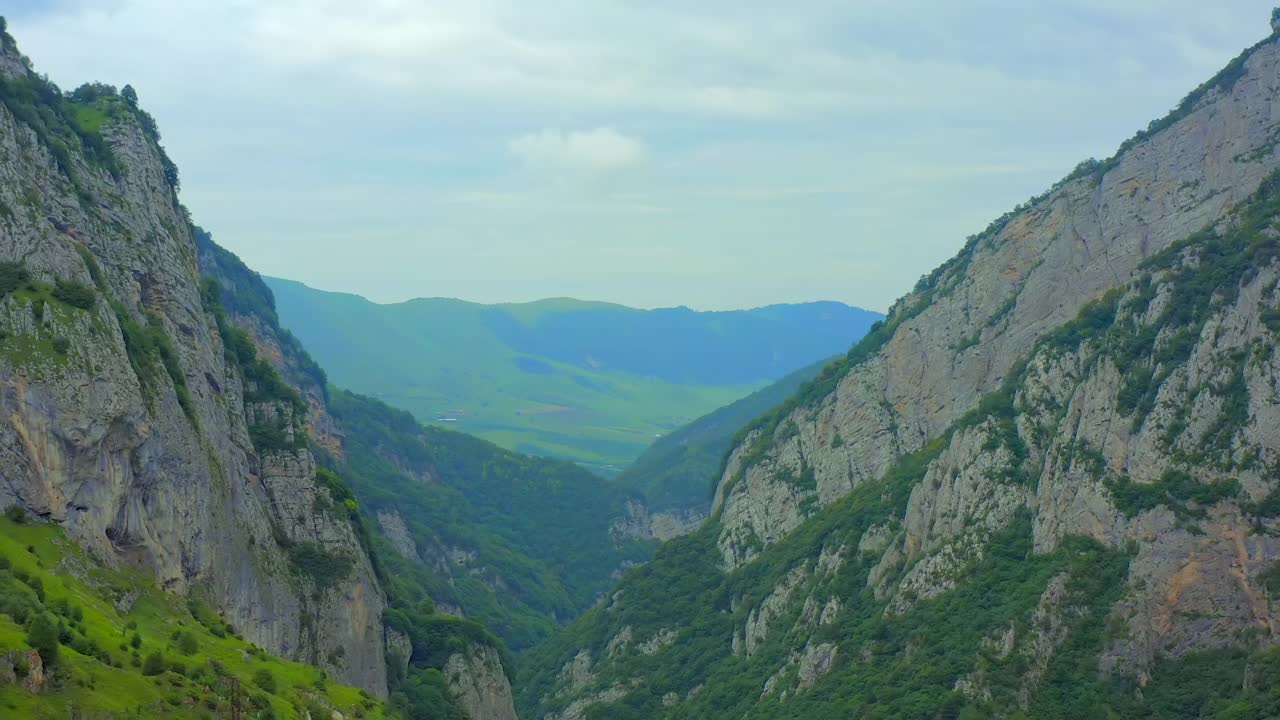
[508,128,646,176]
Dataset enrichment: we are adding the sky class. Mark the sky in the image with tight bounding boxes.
[5,1,1278,311]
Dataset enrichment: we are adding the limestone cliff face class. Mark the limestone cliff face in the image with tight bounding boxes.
[195,234,346,460]
[611,499,706,543]
[0,37,385,694]
[445,643,519,720]
[714,33,1280,570]
[703,26,1280,686]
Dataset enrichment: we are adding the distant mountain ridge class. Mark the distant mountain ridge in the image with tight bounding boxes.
[264,277,881,470]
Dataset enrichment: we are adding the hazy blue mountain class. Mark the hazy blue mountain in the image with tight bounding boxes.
[265,277,881,471]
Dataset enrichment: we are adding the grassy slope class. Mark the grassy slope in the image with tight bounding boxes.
[616,358,832,513]
[265,278,879,473]
[0,515,385,720]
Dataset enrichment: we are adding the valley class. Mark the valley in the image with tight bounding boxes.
[3,8,1280,720]
[265,278,879,474]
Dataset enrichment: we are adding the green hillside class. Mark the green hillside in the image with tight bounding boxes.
[0,513,389,720]
[617,358,832,513]
[265,278,880,474]
[318,388,655,652]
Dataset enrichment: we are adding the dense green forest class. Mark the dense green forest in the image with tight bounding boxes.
[319,388,655,650]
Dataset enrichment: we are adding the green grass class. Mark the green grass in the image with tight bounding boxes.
[68,103,110,134]
[0,515,387,719]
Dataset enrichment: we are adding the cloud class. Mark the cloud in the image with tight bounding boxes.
[508,128,646,176]
[4,1,1278,311]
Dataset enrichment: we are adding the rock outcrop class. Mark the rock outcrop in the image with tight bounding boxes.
[0,649,44,693]
[445,643,519,720]
[611,499,706,542]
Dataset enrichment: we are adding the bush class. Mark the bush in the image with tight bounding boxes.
[52,279,96,310]
[4,504,27,523]
[130,632,142,648]
[52,337,70,356]
[252,668,277,694]
[0,261,30,297]
[287,543,352,587]
[173,629,198,655]
[142,651,166,676]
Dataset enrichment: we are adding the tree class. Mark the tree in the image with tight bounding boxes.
[27,613,59,667]
[68,82,116,104]
[121,84,138,107]
[1273,7,1280,33]
[142,651,166,676]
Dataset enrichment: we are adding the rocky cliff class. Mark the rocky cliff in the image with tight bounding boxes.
[445,643,520,720]
[714,31,1280,572]
[198,228,523,719]
[521,22,1280,720]
[0,29,387,695]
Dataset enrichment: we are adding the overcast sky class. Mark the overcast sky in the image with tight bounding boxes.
[6,1,1277,311]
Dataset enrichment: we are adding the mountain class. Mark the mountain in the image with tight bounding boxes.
[520,22,1280,719]
[0,18,394,710]
[264,277,881,472]
[609,358,831,541]
[0,21,654,720]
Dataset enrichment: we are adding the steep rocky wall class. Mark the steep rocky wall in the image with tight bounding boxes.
[714,33,1280,570]
[610,499,706,542]
[445,643,519,720]
[0,39,386,695]
[195,235,346,458]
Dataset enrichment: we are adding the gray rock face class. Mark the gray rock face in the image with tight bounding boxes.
[0,42,385,694]
[376,509,421,562]
[611,499,707,542]
[702,34,1280,675]
[713,35,1280,571]
[445,643,519,720]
